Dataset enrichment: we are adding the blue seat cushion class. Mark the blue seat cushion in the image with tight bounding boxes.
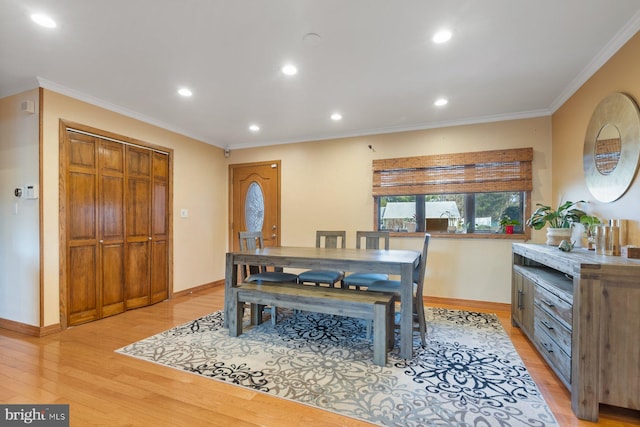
[367,279,417,295]
[246,272,298,283]
[298,269,344,284]
[365,279,401,292]
[343,273,388,286]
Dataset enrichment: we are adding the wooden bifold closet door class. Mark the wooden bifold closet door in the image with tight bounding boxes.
[64,128,170,326]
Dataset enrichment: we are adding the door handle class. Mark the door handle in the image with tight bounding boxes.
[272,234,277,238]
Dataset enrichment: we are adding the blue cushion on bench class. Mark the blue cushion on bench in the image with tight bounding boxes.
[298,269,344,284]
[246,272,298,283]
[343,273,388,287]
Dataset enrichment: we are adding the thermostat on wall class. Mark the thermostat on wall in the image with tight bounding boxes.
[25,185,38,199]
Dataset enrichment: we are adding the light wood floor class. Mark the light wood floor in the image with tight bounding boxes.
[1,285,639,426]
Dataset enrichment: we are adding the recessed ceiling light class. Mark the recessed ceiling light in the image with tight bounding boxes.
[432,30,452,44]
[249,124,260,132]
[31,13,56,28]
[281,64,298,76]
[330,113,343,121]
[434,98,448,107]
[178,87,192,97]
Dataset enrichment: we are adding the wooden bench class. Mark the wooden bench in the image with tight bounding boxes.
[228,282,397,366]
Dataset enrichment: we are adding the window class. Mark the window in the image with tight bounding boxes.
[372,148,533,237]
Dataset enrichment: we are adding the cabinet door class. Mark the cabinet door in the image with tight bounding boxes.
[521,275,535,337]
[511,269,534,336]
[511,269,524,326]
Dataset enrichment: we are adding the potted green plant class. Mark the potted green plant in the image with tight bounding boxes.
[499,215,520,234]
[580,214,601,250]
[526,200,586,245]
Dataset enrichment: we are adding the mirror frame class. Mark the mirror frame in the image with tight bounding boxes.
[583,92,640,203]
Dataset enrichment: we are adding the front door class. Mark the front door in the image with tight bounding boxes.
[229,161,281,251]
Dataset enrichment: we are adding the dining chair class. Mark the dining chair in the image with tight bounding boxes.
[238,231,298,324]
[366,233,430,346]
[297,230,346,288]
[343,231,390,290]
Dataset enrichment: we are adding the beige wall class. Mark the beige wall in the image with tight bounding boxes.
[553,31,640,245]
[228,116,553,303]
[0,89,40,326]
[41,90,228,326]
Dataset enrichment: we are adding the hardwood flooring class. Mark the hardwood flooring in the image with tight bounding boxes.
[1,285,639,426]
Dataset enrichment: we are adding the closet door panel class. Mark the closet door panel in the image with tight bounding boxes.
[125,146,152,308]
[150,240,168,303]
[101,243,125,316]
[150,152,169,303]
[68,245,98,325]
[66,131,99,325]
[99,140,125,317]
[127,178,151,238]
[125,242,150,308]
[68,172,96,241]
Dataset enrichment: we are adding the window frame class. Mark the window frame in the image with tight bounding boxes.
[372,148,533,240]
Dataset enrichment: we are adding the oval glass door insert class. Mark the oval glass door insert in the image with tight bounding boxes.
[245,181,265,232]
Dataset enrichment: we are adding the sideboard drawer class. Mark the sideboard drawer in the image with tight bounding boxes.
[535,283,572,327]
[534,327,571,386]
[534,306,572,355]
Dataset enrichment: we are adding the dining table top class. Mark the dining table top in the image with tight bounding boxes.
[227,246,421,272]
[228,245,419,261]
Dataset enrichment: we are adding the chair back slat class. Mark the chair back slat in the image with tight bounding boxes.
[315,230,346,249]
[238,231,266,279]
[414,234,431,298]
[239,231,263,251]
[355,231,390,250]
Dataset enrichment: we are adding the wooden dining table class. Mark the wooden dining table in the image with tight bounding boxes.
[224,246,421,359]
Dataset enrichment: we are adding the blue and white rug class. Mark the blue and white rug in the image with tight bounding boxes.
[116,308,558,426]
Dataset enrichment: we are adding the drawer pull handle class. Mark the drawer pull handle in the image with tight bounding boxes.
[541,299,555,308]
[541,320,554,330]
[517,290,524,309]
[542,342,554,353]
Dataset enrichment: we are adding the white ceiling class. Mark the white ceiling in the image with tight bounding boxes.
[2,0,640,150]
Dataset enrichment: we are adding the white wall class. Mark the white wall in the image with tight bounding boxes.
[0,89,40,326]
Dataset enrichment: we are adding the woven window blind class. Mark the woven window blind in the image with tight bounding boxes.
[372,148,533,196]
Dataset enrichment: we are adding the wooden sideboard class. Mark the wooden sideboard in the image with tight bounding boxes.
[511,243,640,421]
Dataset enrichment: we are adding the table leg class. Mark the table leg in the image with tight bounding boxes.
[223,253,236,328]
[399,263,414,359]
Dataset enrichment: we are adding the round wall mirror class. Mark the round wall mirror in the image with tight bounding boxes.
[583,92,640,202]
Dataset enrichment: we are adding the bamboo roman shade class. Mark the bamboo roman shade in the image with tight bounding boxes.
[372,147,533,196]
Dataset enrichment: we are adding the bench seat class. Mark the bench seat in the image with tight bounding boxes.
[229,282,397,366]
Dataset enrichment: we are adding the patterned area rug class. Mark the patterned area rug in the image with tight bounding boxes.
[116,308,558,426]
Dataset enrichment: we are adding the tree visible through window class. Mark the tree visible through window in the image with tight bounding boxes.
[373,148,532,236]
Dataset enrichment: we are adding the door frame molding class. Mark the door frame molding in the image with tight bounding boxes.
[58,119,174,328]
[228,160,282,251]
